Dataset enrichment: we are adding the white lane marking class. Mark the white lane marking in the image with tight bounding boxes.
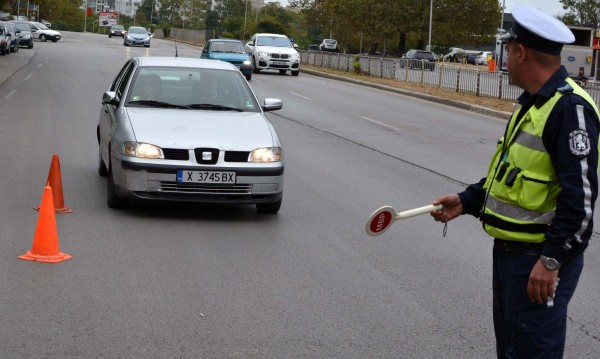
[25,74,33,81]
[360,116,402,131]
[290,92,312,100]
[5,90,16,99]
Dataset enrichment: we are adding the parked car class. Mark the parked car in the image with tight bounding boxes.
[0,22,10,55]
[108,24,126,38]
[244,33,300,76]
[443,47,464,62]
[0,21,18,52]
[319,38,338,52]
[124,26,151,47]
[0,11,10,21]
[29,21,61,42]
[201,38,253,81]
[475,51,492,65]
[97,57,285,213]
[40,19,51,28]
[400,49,436,71]
[466,52,481,65]
[307,44,319,51]
[11,21,33,48]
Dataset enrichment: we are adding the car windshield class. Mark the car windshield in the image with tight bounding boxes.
[33,22,48,30]
[128,27,147,34]
[112,25,124,30]
[324,39,336,44]
[14,23,31,31]
[256,36,291,47]
[127,67,260,112]
[210,41,246,54]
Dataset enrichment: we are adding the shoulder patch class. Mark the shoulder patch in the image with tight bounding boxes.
[569,129,591,157]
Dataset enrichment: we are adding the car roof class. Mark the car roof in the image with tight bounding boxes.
[207,38,242,43]
[135,57,239,71]
[254,33,288,38]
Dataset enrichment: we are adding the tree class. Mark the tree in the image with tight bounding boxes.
[559,0,600,28]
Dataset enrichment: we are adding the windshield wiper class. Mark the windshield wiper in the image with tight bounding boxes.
[129,100,187,109]
[186,103,243,112]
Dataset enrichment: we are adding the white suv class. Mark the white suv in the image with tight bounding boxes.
[245,33,300,76]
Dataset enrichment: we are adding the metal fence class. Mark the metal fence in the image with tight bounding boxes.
[300,51,600,106]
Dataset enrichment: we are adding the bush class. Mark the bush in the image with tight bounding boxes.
[353,54,361,74]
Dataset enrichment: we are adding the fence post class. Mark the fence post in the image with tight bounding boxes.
[499,72,503,100]
[456,68,461,93]
[476,71,481,97]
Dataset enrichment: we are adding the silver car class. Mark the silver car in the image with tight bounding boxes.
[97,57,285,213]
[124,26,151,47]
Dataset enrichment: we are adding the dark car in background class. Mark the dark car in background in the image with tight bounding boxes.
[109,24,126,38]
[400,49,436,71]
[201,38,253,81]
[466,52,481,65]
[11,21,33,49]
[0,21,18,52]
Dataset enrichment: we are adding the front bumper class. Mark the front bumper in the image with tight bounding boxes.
[111,156,285,205]
[256,56,300,71]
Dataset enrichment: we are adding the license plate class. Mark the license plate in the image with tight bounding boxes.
[272,61,287,65]
[177,170,236,184]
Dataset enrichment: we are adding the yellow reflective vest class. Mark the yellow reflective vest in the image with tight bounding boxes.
[482,78,600,243]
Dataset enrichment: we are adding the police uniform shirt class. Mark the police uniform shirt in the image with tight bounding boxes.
[459,66,600,264]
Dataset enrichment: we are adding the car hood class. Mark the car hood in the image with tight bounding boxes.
[40,29,60,35]
[128,33,149,39]
[209,53,250,62]
[256,46,297,55]
[125,108,275,150]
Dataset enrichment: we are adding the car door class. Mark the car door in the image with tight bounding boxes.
[99,59,136,166]
[201,42,210,58]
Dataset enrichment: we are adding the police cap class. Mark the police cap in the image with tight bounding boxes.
[500,4,574,55]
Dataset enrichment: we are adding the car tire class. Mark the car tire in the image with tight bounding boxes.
[107,163,127,209]
[256,198,282,214]
[279,69,287,75]
[252,57,260,73]
[28,42,33,49]
[245,74,251,81]
[144,44,150,48]
[98,149,108,177]
[52,39,57,42]
[39,34,46,42]
[291,70,299,76]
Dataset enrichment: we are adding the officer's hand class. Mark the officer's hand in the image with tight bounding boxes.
[528,261,559,304]
[430,194,462,223]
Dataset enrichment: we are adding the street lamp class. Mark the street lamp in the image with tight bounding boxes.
[243,0,248,40]
[428,0,433,50]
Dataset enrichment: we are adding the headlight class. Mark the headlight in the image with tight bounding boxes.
[250,147,282,162]
[290,53,300,59]
[243,60,251,65]
[258,51,269,57]
[123,142,164,159]
[22,34,31,39]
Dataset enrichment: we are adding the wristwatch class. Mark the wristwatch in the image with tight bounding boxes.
[540,255,561,271]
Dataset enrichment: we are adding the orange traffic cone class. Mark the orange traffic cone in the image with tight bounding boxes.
[20,184,71,263]
[34,154,73,213]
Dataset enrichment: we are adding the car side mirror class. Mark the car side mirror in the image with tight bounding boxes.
[102,91,119,106]
[262,98,283,112]
[293,44,298,49]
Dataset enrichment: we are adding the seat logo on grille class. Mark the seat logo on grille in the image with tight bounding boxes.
[202,152,212,161]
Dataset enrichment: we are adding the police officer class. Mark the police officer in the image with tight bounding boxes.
[430,4,600,358]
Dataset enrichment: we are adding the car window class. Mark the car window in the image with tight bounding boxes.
[126,67,260,112]
[116,62,136,100]
[110,60,134,92]
[210,41,245,53]
[13,22,31,31]
[256,36,291,47]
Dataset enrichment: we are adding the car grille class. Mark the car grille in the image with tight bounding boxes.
[162,149,251,163]
[158,182,252,194]
[271,54,289,59]
[163,148,189,160]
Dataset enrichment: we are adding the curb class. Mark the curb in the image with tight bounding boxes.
[301,68,512,120]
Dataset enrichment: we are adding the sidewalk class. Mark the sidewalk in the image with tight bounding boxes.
[0,47,36,86]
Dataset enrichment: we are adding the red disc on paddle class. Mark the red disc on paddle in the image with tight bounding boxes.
[365,206,395,236]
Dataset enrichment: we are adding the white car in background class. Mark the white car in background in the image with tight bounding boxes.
[29,21,61,42]
[244,33,300,76]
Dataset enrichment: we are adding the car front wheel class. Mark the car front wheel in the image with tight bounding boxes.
[291,70,299,76]
[107,162,127,209]
[252,57,260,73]
[39,34,46,42]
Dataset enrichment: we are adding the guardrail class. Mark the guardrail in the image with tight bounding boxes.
[300,51,600,107]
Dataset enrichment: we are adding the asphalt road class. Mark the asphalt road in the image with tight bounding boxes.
[1,31,599,358]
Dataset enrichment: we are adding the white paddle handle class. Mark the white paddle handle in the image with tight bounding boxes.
[395,204,443,219]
